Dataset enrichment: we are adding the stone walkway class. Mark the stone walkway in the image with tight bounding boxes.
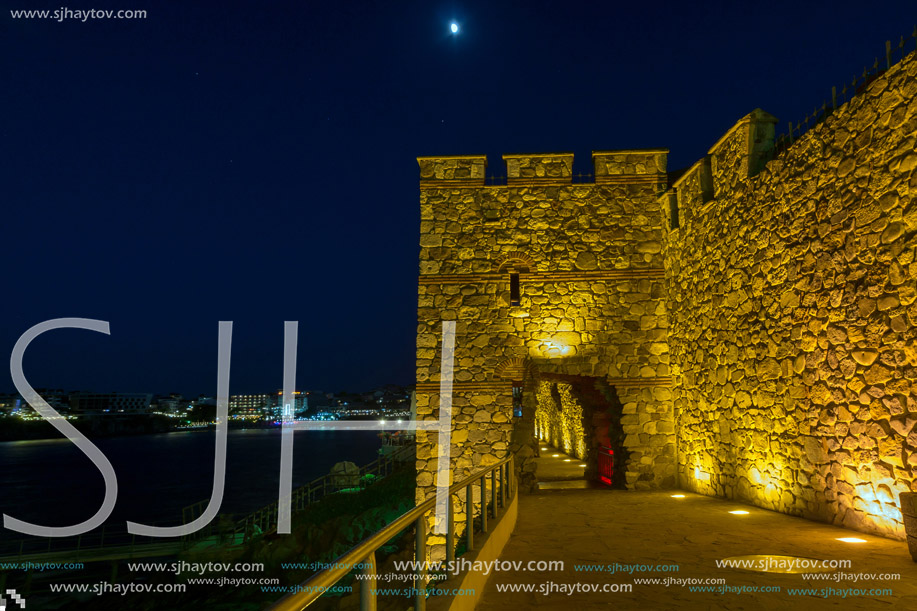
[534,442,588,484]
[476,489,917,610]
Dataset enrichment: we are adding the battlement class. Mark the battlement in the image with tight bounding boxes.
[417,149,669,186]
[417,154,487,186]
[592,149,668,184]
[503,153,573,185]
[707,108,778,197]
[415,110,782,233]
[657,108,778,228]
[668,156,713,222]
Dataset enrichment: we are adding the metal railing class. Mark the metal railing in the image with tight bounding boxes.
[241,444,415,540]
[268,453,517,611]
[774,29,917,157]
[0,445,416,563]
[182,444,415,545]
[0,519,182,562]
[484,174,595,185]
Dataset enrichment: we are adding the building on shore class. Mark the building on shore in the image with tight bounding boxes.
[68,392,153,415]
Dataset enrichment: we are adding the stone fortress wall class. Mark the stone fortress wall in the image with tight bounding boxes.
[664,51,917,539]
[415,49,916,547]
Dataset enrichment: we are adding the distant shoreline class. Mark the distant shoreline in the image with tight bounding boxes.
[0,414,401,443]
[0,417,274,443]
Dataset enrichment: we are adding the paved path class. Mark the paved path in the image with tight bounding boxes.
[534,442,587,482]
[477,489,917,610]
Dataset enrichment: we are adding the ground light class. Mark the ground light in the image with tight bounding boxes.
[563,459,572,462]
[729,510,750,515]
[552,454,561,457]
[671,494,686,498]
[578,464,586,468]
[837,537,867,543]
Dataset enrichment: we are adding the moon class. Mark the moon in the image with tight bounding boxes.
[450,22,459,34]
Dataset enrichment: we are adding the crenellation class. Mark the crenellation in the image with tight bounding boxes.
[671,157,712,221]
[503,153,574,184]
[707,109,778,198]
[417,155,487,184]
[593,149,668,180]
[658,189,679,231]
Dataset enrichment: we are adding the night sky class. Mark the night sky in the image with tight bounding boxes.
[2,0,915,397]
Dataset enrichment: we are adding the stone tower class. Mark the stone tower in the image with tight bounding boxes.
[414,151,679,554]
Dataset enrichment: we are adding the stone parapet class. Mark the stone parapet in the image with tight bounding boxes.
[502,153,574,185]
[707,108,778,198]
[593,149,668,185]
[671,156,713,224]
[417,155,487,187]
[658,189,679,231]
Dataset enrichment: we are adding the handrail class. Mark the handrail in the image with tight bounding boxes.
[0,447,416,563]
[0,518,182,562]
[268,453,516,611]
[240,444,415,539]
[181,444,414,545]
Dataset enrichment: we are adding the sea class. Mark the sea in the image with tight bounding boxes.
[0,428,382,537]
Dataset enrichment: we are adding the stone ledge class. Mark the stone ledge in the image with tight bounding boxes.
[420,179,486,188]
[415,381,512,392]
[418,269,666,285]
[607,376,673,388]
[595,173,668,185]
[506,177,572,186]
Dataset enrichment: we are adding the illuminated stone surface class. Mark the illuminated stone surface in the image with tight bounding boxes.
[415,150,675,559]
[667,53,917,540]
[415,50,917,559]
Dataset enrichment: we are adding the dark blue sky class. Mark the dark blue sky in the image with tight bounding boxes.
[2,0,914,397]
